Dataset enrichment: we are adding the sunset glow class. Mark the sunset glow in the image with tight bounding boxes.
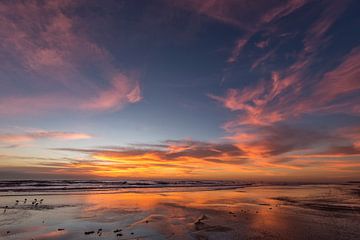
[0,0,359,182]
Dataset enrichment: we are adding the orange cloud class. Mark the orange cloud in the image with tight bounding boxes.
[49,134,360,180]
[2,130,359,180]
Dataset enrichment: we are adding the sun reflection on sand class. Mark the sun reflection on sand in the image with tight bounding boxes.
[0,185,360,239]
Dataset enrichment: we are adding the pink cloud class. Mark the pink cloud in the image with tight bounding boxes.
[227,37,250,64]
[313,47,360,106]
[175,0,308,30]
[172,0,310,64]
[251,48,277,69]
[210,71,294,126]
[81,74,142,111]
[212,0,356,129]
[255,40,269,49]
[223,0,347,66]
[0,95,70,116]
[224,0,309,63]
[0,0,142,116]
[214,45,360,130]
[210,47,360,173]
[303,1,349,53]
[0,130,92,145]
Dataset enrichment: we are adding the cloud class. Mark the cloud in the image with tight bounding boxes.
[171,0,311,64]
[210,47,360,167]
[255,40,269,49]
[0,0,358,181]
[174,0,307,30]
[311,47,360,112]
[303,0,349,53]
[222,0,348,65]
[56,140,247,163]
[225,0,308,63]
[212,44,360,129]
[49,140,252,178]
[48,133,360,180]
[318,145,360,156]
[209,72,288,126]
[0,0,142,115]
[0,130,92,145]
[81,75,142,111]
[208,0,358,175]
[227,37,250,64]
[2,132,358,180]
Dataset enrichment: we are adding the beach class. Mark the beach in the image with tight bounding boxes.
[0,181,359,240]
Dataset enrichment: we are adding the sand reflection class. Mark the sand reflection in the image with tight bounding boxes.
[1,184,360,239]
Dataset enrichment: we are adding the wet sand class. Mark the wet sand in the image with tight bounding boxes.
[1,183,360,239]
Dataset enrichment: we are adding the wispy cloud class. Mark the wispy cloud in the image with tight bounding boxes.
[206,0,359,177]
[0,0,142,115]
[0,0,358,181]
[80,75,142,111]
[210,46,360,163]
[213,45,360,127]
[0,130,92,145]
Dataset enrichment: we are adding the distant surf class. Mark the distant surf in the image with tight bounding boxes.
[0,180,252,193]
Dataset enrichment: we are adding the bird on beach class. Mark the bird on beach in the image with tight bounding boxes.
[15,200,19,205]
[3,206,8,213]
[39,199,44,204]
[23,198,27,204]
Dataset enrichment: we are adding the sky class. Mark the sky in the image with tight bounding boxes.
[0,0,359,181]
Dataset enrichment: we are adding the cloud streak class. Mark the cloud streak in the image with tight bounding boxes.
[0,130,92,145]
